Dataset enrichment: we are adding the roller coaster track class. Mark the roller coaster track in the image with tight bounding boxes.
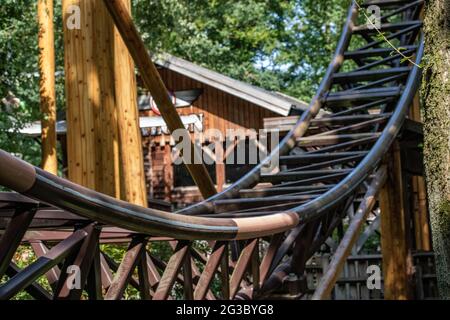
[0,0,424,300]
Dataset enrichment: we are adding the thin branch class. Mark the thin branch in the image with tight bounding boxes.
[354,0,421,68]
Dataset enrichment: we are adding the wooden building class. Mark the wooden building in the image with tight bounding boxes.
[20,53,308,209]
[139,53,308,208]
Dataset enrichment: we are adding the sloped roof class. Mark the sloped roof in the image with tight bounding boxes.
[153,53,309,116]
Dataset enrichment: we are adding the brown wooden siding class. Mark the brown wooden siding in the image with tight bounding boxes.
[140,67,279,207]
[141,68,278,134]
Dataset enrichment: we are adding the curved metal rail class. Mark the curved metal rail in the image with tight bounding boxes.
[0,0,425,300]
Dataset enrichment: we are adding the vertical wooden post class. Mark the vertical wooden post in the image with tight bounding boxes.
[63,0,120,197]
[38,0,58,175]
[379,141,410,299]
[416,176,431,250]
[143,140,154,201]
[63,0,148,203]
[216,140,225,192]
[92,0,121,198]
[409,92,431,251]
[113,0,148,206]
[216,163,225,192]
[102,0,217,199]
[163,144,173,202]
[63,0,97,190]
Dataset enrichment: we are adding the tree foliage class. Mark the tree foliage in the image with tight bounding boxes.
[0,0,65,164]
[134,0,349,100]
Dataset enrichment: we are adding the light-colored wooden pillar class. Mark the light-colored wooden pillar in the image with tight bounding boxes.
[63,0,150,204]
[113,0,148,207]
[412,176,431,251]
[63,0,120,197]
[216,163,225,192]
[92,0,121,198]
[379,141,410,300]
[38,0,58,175]
[63,0,97,190]
[215,139,225,192]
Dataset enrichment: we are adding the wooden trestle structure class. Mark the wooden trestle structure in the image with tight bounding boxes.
[0,0,431,300]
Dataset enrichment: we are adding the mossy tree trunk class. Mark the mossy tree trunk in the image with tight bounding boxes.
[422,0,450,299]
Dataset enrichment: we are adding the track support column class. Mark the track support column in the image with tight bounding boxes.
[379,141,411,300]
[38,0,58,174]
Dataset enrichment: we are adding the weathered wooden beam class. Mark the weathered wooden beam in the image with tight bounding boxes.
[55,224,101,300]
[102,0,217,199]
[105,237,148,300]
[194,241,227,300]
[0,229,87,300]
[312,166,387,300]
[38,0,57,174]
[29,240,60,291]
[409,92,431,251]
[0,206,36,279]
[153,242,189,300]
[380,141,411,299]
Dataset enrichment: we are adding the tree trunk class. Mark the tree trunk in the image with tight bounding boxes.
[422,0,450,299]
[38,0,58,174]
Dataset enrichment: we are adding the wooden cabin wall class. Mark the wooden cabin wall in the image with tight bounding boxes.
[140,68,279,206]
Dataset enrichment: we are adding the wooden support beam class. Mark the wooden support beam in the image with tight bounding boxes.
[0,229,87,300]
[153,242,189,300]
[113,0,148,207]
[6,263,52,300]
[102,0,217,199]
[163,144,173,202]
[379,141,411,299]
[29,240,60,291]
[105,237,148,300]
[409,92,431,251]
[312,167,387,300]
[62,0,148,203]
[194,241,227,300]
[229,239,258,299]
[38,0,58,174]
[62,0,120,196]
[0,206,36,279]
[55,224,101,300]
[86,245,103,300]
[415,176,431,250]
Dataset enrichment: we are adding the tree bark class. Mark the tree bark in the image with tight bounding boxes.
[38,0,58,174]
[422,0,450,299]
